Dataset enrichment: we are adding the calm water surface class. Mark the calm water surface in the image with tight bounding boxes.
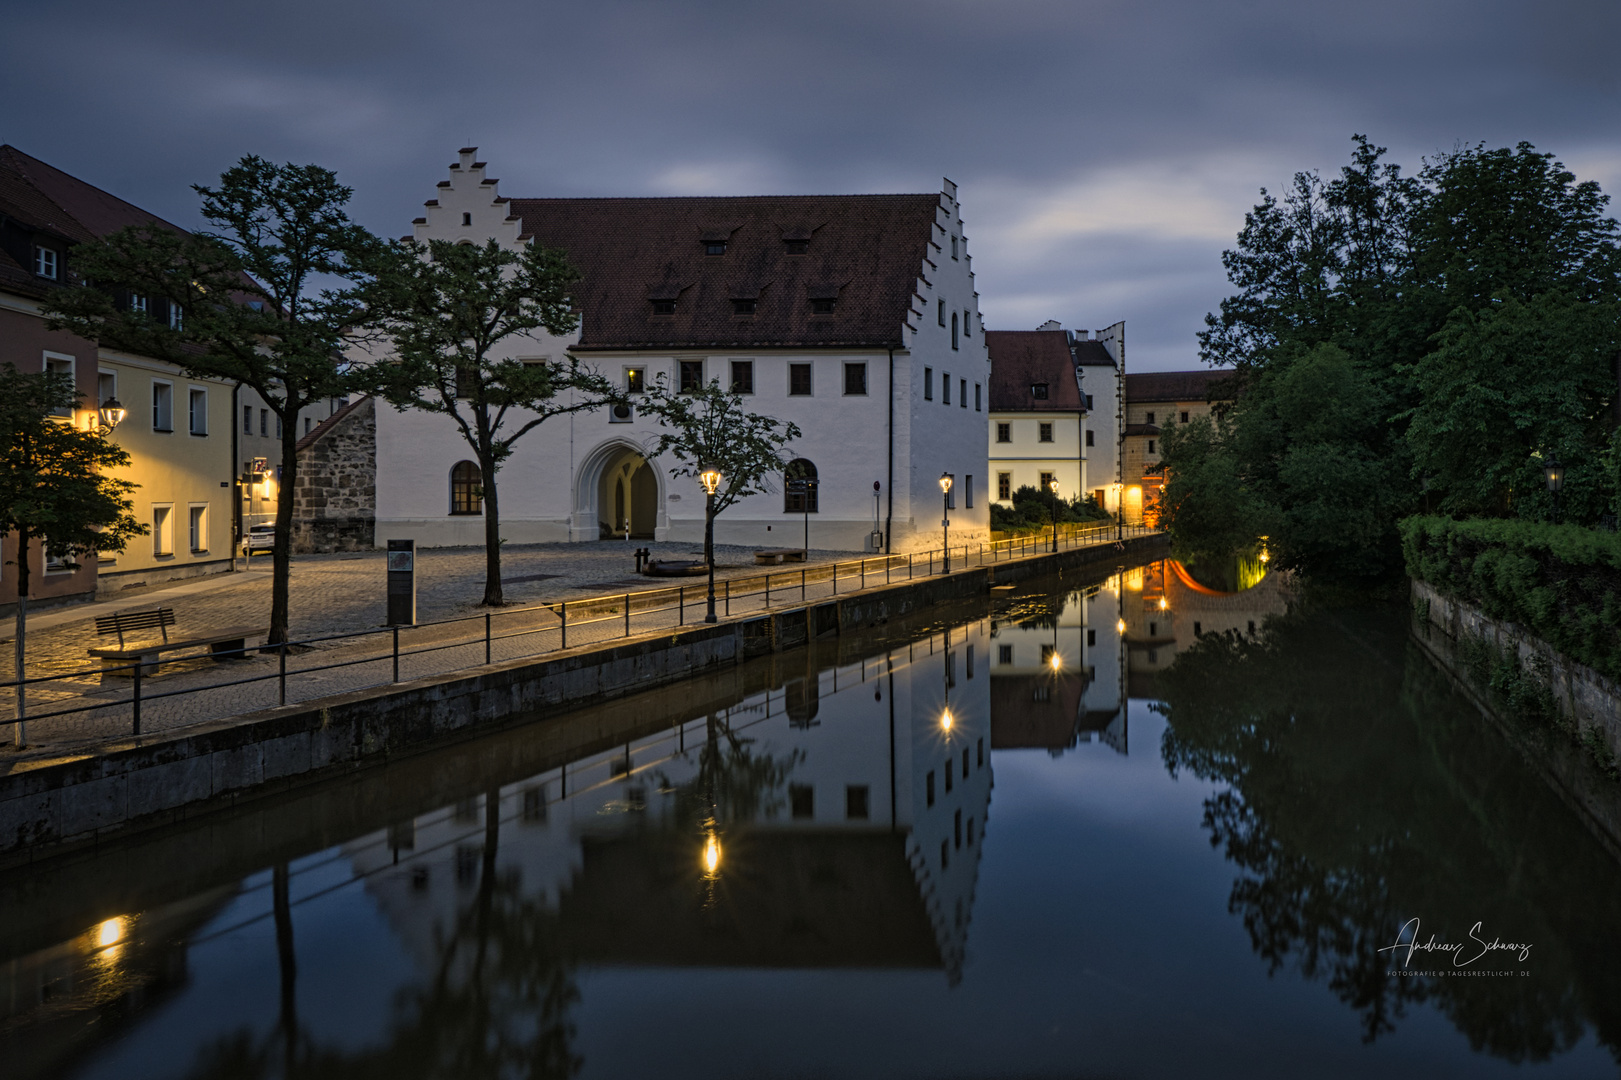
[4,560,1620,1079]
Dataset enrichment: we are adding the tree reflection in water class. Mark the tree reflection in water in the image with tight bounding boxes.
[1155,608,1621,1068]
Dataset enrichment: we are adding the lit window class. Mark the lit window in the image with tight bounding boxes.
[450,461,482,515]
[1039,422,1053,443]
[995,423,1010,443]
[625,367,645,393]
[34,246,57,279]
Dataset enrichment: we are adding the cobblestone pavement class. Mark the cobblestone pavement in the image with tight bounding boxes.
[0,528,1141,765]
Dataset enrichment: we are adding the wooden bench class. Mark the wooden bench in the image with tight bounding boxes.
[754,548,808,565]
[88,607,267,678]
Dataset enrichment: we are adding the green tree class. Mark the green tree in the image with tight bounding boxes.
[1,364,145,745]
[366,238,612,606]
[639,378,802,619]
[1157,414,1275,568]
[45,157,381,644]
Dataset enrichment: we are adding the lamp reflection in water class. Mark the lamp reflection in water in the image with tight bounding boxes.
[96,916,126,949]
[940,708,954,733]
[702,830,722,877]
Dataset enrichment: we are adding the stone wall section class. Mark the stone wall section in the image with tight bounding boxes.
[292,396,376,553]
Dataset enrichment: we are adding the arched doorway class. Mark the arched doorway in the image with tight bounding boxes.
[574,439,664,540]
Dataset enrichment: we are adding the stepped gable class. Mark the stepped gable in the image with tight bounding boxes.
[985,329,1085,411]
[507,193,941,351]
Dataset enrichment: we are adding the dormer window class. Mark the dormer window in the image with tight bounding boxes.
[1031,383,1049,400]
[732,298,756,316]
[785,239,808,255]
[811,298,836,315]
[705,241,727,256]
[652,299,676,315]
[34,246,58,280]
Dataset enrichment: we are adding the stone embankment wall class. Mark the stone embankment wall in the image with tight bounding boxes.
[292,396,376,553]
[1412,578,1621,854]
[0,532,1168,866]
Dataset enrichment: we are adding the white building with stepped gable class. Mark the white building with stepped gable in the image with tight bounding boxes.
[368,148,991,553]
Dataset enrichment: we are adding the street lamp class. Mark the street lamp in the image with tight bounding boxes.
[1545,456,1565,524]
[939,472,953,572]
[98,397,126,433]
[1048,477,1060,552]
[699,464,723,622]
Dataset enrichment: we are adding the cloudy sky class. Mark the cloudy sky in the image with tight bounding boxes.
[6,0,1619,371]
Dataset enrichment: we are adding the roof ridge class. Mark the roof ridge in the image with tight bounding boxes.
[0,144,190,238]
[294,394,370,453]
[0,145,95,241]
[508,192,940,204]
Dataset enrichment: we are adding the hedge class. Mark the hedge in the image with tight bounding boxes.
[1400,515,1621,682]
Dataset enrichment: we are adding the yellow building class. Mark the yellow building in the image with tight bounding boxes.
[1122,370,1233,525]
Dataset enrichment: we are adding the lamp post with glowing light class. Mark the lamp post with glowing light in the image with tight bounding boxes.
[939,472,953,572]
[1545,456,1565,524]
[699,464,722,622]
[98,398,127,433]
[1048,477,1060,552]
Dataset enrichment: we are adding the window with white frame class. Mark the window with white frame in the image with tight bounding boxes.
[152,381,174,431]
[34,246,58,280]
[843,363,867,396]
[189,388,208,435]
[997,472,1011,500]
[98,370,116,414]
[130,293,148,313]
[189,505,208,553]
[153,505,174,556]
[169,303,183,331]
[730,360,754,394]
[44,353,74,417]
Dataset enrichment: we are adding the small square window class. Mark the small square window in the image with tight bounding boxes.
[996,422,1010,443]
[731,298,756,316]
[997,472,1011,500]
[651,299,676,315]
[1085,429,1095,447]
[843,363,867,395]
[1038,422,1053,443]
[1031,383,1049,400]
[1146,411,1156,424]
[845,785,870,821]
[790,784,814,819]
[34,246,58,279]
[1181,410,1190,423]
[788,363,812,396]
[730,360,754,394]
[679,360,704,393]
[461,212,472,226]
[785,239,808,254]
[811,297,835,315]
[705,241,727,256]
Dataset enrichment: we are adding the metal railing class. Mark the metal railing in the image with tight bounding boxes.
[1,523,1155,751]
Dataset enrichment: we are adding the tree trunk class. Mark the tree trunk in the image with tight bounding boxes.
[480,453,503,607]
[273,861,298,1070]
[12,527,28,748]
[269,406,302,645]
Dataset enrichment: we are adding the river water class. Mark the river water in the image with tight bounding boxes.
[4,559,1619,1079]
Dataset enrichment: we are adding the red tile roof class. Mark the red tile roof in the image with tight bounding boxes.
[1123,370,1234,403]
[985,329,1085,411]
[507,194,941,351]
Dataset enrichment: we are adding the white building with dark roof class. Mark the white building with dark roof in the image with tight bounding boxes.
[368,149,992,553]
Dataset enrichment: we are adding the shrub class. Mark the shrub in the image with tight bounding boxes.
[1400,515,1621,681]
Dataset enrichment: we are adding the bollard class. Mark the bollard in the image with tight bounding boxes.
[560,601,568,649]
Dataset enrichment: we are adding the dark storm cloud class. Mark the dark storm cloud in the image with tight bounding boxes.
[6,0,1620,369]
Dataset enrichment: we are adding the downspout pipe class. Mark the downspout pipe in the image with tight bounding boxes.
[885,345,895,553]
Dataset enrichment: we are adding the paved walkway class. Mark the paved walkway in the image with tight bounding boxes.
[0,528,1147,765]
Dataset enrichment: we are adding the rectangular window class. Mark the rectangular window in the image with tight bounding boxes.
[1148,440,1156,454]
[950,235,959,259]
[923,367,933,400]
[651,298,676,315]
[260,409,268,437]
[997,472,1011,500]
[1039,422,1053,443]
[1181,410,1190,423]
[188,505,207,553]
[790,784,814,819]
[999,644,1013,664]
[731,298,755,316]
[963,309,971,336]
[938,299,945,326]
[1146,411,1155,424]
[942,374,951,405]
[977,738,984,766]
[996,422,1011,443]
[1040,471,1055,492]
[1088,629,1097,647]
[843,362,867,396]
[243,405,252,433]
[845,785,870,821]
[811,297,836,315]
[967,645,974,679]
[954,809,963,849]
[788,363,812,396]
[1085,429,1095,447]
[44,354,74,417]
[153,505,174,556]
[152,381,174,431]
[974,383,981,411]
[169,303,183,331]
[34,246,58,279]
[130,293,148,313]
[926,771,936,807]
[1031,383,1049,400]
[189,388,207,435]
[964,475,973,508]
[625,366,645,394]
[98,370,116,413]
[730,360,754,394]
[705,241,726,256]
[945,760,953,793]
[960,378,967,408]
[679,359,704,393]
[962,748,970,779]
[305,417,312,435]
